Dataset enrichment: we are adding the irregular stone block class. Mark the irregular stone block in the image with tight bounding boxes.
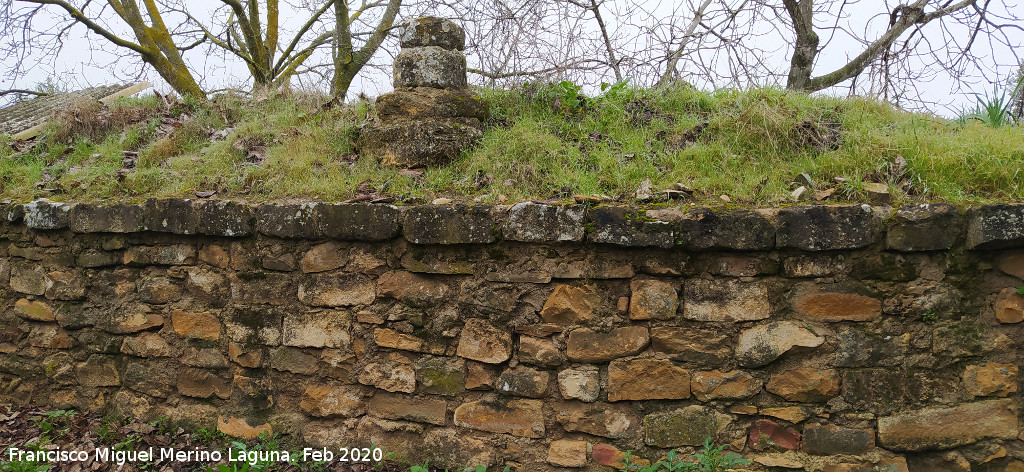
[644,405,730,447]
[300,384,365,417]
[14,298,54,321]
[77,250,121,268]
[777,205,875,250]
[456,319,512,364]
[877,399,1018,451]
[540,284,598,324]
[503,202,585,242]
[177,368,230,399]
[803,425,874,455]
[359,119,483,168]
[557,367,600,402]
[629,279,678,320]
[11,263,46,295]
[228,342,263,368]
[69,203,145,233]
[708,254,779,277]
[23,199,72,229]
[269,346,317,374]
[282,311,350,348]
[790,283,882,322]
[760,406,809,424]
[587,206,676,248]
[835,328,906,368]
[318,203,401,240]
[766,368,840,402]
[394,46,467,88]
[402,204,495,244]
[368,392,447,426]
[298,273,375,307]
[358,359,416,393]
[678,208,775,250]
[121,333,173,358]
[465,361,497,390]
[496,365,549,398]
[967,204,1024,249]
[748,419,801,451]
[651,326,732,364]
[994,287,1024,323]
[518,336,564,367]
[44,270,87,300]
[218,416,272,440]
[256,203,400,240]
[194,200,254,236]
[102,311,165,335]
[963,362,1017,397]
[547,440,587,468]
[691,370,762,401]
[123,361,176,398]
[378,87,487,121]
[29,324,72,349]
[453,396,544,438]
[375,328,424,352]
[887,203,963,251]
[423,429,493,470]
[566,327,649,363]
[556,401,637,438]
[399,16,466,50]
[996,250,1024,279]
[138,277,181,304]
[377,271,449,307]
[684,278,770,322]
[180,346,227,369]
[143,199,199,234]
[171,310,221,341]
[607,358,690,401]
[842,369,958,414]
[414,356,465,395]
[300,242,347,273]
[592,444,648,469]
[736,321,824,367]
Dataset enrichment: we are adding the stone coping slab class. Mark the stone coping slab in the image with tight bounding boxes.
[2,198,1016,251]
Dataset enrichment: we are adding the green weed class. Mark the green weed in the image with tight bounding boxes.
[621,437,749,472]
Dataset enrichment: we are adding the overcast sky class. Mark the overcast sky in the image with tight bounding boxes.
[2,0,1020,117]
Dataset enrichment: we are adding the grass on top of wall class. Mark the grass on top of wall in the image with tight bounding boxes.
[1,83,1022,205]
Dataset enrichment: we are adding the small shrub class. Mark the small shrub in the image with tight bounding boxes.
[921,310,938,324]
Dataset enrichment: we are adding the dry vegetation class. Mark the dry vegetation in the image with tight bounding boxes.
[1,84,1022,205]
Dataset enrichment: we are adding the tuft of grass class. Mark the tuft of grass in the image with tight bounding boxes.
[1,85,1022,204]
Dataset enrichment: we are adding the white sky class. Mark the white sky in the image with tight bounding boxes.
[2,0,1021,117]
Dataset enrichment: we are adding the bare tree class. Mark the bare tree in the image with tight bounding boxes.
[1,0,406,100]
[2,0,206,97]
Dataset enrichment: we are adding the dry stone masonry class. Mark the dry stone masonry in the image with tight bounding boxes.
[357,17,488,168]
[3,199,1024,471]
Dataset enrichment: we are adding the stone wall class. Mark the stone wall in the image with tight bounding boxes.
[2,199,1024,471]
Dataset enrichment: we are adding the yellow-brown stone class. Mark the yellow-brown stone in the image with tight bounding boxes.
[963,362,1018,397]
[540,284,598,324]
[608,358,689,402]
[171,309,221,341]
[217,416,271,440]
[766,368,840,402]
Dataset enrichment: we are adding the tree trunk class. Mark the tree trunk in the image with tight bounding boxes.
[783,0,818,92]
